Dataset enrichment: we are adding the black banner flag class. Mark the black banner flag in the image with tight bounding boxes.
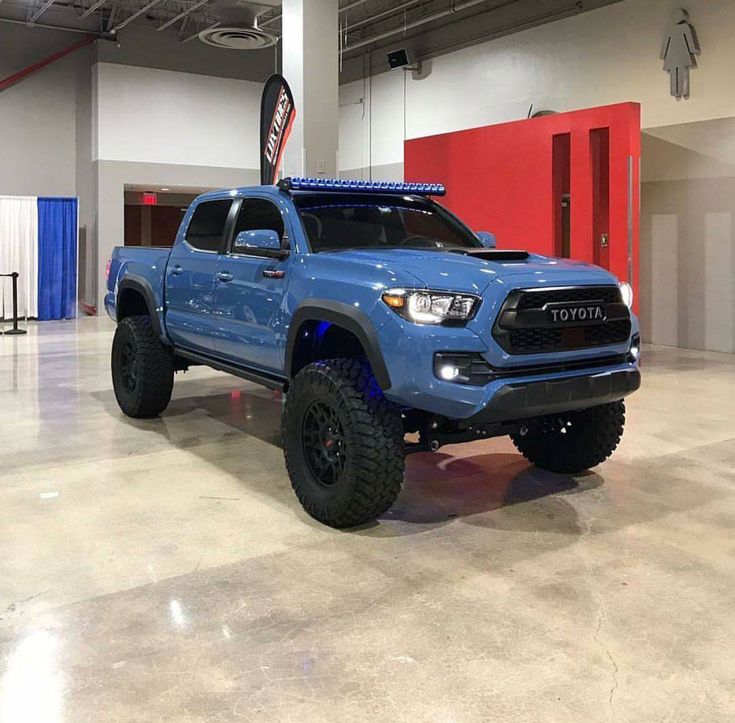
[260,74,296,185]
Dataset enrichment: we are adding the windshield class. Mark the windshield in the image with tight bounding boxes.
[294,193,482,253]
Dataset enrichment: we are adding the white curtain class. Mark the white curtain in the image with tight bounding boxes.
[0,196,38,320]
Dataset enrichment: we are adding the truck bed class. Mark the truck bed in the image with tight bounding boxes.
[106,246,171,326]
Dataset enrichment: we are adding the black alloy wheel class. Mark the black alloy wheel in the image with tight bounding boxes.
[120,339,138,392]
[282,358,406,528]
[111,315,174,418]
[302,400,348,487]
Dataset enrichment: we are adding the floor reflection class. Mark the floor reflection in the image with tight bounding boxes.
[1,628,63,723]
[119,379,603,532]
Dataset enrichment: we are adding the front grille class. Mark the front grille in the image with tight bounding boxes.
[508,319,631,353]
[516,286,622,310]
[494,285,631,355]
[585,319,631,346]
[509,326,562,353]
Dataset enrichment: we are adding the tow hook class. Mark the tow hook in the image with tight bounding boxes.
[428,419,440,451]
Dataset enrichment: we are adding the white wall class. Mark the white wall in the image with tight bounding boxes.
[0,25,90,198]
[339,71,404,178]
[641,176,735,354]
[94,63,262,169]
[339,0,735,174]
[91,62,265,309]
[640,124,735,354]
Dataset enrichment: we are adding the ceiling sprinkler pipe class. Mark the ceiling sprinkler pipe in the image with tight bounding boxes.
[157,0,212,31]
[343,0,424,34]
[344,0,526,52]
[260,0,371,28]
[0,15,99,34]
[110,0,164,33]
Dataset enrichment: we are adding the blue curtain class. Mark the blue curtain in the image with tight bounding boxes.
[37,197,78,320]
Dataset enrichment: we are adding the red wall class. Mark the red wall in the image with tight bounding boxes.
[404,102,641,311]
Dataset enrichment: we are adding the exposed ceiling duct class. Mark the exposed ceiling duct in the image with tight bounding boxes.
[0,0,624,56]
[198,0,278,49]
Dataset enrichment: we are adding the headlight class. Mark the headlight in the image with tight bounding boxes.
[381,288,480,324]
[618,281,634,309]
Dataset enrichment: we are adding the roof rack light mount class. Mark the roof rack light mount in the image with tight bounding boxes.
[277,176,446,197]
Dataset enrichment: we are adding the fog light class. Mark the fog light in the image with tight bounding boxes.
[439,364,459,381]
[628,333,641,362]
[433,353,494,385]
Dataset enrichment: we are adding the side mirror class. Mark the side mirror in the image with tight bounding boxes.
[233,229,282,252]
[476,231,496,249]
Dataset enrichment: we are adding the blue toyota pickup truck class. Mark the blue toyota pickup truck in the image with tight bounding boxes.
[106,177,640,528]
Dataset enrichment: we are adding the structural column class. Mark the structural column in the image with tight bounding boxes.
[282,0,339,178]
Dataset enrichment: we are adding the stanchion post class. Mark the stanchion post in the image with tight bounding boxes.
[3,272,27,336]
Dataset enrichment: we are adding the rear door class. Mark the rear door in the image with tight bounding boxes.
[165,198,234,352]
[212,196,292,373]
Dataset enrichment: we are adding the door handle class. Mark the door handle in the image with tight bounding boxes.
[216,271,234,283]
[171,264,184,276]
[262,269,285,279]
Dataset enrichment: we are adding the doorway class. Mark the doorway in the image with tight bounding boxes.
[640,117,735,353]
[552,133,570,258]
[123,187,200,248]
[590,127,610,269]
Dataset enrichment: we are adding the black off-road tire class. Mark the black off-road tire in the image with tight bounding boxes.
[511,401,626,474]
[111,315,174,418]
[283,359,405,528]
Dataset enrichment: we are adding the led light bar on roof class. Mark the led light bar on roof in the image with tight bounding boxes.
[278,176,446,197]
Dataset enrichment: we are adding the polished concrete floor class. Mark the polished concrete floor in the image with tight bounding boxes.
[1,317,734,722]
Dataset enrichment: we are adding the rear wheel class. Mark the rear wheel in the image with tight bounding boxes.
[283,358,405,528]
[511,401,626,474]
[111,315,174,418]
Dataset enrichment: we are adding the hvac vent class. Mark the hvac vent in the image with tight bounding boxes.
[199,1,277,50]
[199,26,276,49]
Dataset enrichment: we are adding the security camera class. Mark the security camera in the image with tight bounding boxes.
[387,48,421,72]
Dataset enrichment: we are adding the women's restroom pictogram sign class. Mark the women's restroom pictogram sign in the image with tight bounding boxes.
[661,9,701,99]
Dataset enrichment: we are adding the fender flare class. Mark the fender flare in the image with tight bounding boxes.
[286,299,392,390]
[117,275,164,339]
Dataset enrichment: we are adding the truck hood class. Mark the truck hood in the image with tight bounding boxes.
[319,248,618,293]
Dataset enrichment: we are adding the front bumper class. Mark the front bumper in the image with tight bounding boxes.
[377,312,640,421]
[465,366,640,424]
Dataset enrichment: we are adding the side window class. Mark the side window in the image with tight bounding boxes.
[232,198,285,247]
[185,200,232,252]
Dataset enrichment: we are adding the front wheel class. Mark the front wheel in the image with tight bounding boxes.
[283,359,405,528]
[111,315,174,418]
[510,401,626,474]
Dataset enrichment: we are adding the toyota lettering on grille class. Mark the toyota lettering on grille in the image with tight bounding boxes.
[545,301,607,325]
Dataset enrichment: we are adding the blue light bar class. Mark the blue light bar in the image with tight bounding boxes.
[278,176,446,197]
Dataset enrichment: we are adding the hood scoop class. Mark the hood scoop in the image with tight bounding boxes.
[448,248,530,262]
[199,1,277,49]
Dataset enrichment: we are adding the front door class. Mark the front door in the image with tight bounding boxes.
[213,196,291,373]
[165,199,233,352]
